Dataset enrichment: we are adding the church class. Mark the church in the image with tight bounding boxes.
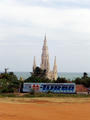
[33,35,58,80]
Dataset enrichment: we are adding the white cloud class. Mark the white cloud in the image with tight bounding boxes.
[0,3,90,31]
[0,2,90,43]
[1,0,90,8]
[0,1,90,72]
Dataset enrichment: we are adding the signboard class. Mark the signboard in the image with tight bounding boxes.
[23,83,76,94]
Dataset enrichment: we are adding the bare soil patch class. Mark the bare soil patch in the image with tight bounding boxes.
[0,97,90,120]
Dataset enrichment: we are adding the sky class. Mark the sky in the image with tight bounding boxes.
[0,0,90,72]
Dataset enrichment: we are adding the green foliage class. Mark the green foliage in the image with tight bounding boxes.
[73,73,90,87]
[82,72,88,79]
[22,93,90,98]
[0,72,20,93]
[73,77,81,84]
[53,77,67,83]
[0,93,17,97]
[25,67,51,83]
[0,93,90,98]
[29,88,35,95]
[25,75,51,83]
[31,67,47,78]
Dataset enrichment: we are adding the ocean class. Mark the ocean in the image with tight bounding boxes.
[14,72,90,80]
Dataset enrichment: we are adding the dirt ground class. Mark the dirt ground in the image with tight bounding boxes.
[0,97,90,120]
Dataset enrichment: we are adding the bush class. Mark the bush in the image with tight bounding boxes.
[53,77,67,83]
[73,73,90,88]
[0,72,20,93]
[29,88,35,95]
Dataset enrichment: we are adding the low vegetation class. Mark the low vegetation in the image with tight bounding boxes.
[0,72,21,93]
[0,67,90,94]
[0,93,90,98]
[25,67,90,88]
[25,67,51,83]
[73,72,90,88]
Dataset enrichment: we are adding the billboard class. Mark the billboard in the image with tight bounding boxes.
[23,83,76,94]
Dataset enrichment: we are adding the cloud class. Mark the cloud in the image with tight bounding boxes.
[0,3,90,37]
[0,2,90,47]
[0,3,90,28]
[1,0,90,8]
[0,1,90,72]
[15,0,90,8]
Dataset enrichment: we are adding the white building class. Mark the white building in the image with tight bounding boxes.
[33,35,58,80]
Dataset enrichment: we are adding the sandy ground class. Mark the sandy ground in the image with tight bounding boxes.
[0,97,90,120]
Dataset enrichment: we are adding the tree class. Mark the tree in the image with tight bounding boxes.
[82,72,88,79]
[0,72,20,93]
[31,67,47,78]
[73,73,90,88]
[53,77,67,83]
[73,77,81,84]
[25,67,51,83]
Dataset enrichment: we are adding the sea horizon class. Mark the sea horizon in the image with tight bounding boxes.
[13,72,90,81]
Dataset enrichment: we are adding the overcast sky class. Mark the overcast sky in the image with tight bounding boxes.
[0,0,90,72]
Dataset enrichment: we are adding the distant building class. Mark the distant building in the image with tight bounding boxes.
[33,35,58,80]
[5,68,8,74]
[76,85,88,94]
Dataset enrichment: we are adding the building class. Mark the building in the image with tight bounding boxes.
[76,85,88,94]
[33,35,58,80]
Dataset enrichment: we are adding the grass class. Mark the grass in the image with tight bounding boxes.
[22,93,90,98]
[0,93,90,98]
[0,95,90,104]
[0,93,90,104]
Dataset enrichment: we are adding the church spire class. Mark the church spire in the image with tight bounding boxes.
[41,34,50,72]
[54,56,57,66]
[32,34,58,81]
[33,56,36,71]
[53,56,58,80]
[45,33,46,40]
[44,33,47,47]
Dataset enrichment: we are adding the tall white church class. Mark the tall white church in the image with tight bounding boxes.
[33,35,58,80]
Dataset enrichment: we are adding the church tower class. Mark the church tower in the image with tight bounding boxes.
[53,56,58,80]
[41,35,50,72]
[33,56,36,71]
[32,34,58,80]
